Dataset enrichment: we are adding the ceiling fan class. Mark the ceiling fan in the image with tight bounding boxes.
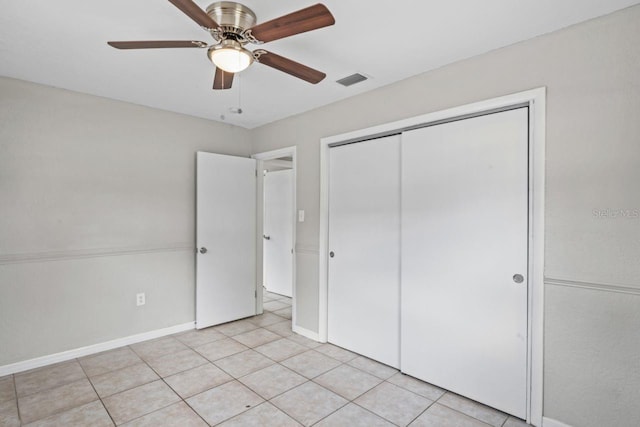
[108,0,335,90]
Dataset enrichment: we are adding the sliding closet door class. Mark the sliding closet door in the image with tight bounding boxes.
[401,108,529,417]
[328,135,400,368]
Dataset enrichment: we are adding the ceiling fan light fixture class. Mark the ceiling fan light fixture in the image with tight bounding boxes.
[208,40,253,73]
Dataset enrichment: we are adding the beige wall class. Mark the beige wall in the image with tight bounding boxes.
[0,77,251,365]
[250,5,640,427]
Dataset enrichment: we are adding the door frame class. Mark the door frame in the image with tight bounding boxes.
[318,88,546,426]
[252,147,297,323]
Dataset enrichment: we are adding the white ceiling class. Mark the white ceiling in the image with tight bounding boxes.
[1,0,638,129]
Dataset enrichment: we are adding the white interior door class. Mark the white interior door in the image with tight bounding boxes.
[196,152,256,329]
[328,135,400,368]
[263,169,293,297]
[400,108,529,418]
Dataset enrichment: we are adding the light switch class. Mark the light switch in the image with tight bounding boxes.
[298,210,305,222]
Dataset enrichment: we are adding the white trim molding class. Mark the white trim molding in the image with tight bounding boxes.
[319,88,546,427]
[543,417,574,427]
[251,147,296,161]
[545,277,640,296]
[0,322,195,376]
[0,244,194,265]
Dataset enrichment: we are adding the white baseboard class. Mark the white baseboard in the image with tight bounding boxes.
[0,322,195,376]
[292,324,322,342]
[543,417,573,427]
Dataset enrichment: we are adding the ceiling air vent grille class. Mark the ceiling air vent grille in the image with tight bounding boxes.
[336,73,368,87]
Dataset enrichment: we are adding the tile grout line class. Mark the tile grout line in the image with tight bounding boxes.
[231,321,394,425]
[434,392,507,427]
[189,317,330,425]
[178,329,283,425]
[76,356,117,427]
[207,327,307,421]
[267,372,349,427]
[12,373,23,426]
[285,357,417,427]
[350,377,434,426]
[349,400,402,426]
[382,376,439,407]
[157,371,212,427]
[403,399,438,427]
[11,360,82,399]
[14,361,104,425]
[107,343,211,426]
[127,342,199,425]
[442,399,506,426]
[87,343,203,426]
[258,339,377,425]
[136,338,217,426]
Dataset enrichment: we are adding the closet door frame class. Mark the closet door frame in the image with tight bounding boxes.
[318,88,546,427]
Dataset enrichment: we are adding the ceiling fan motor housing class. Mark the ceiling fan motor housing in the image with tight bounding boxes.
[206,1,256,37]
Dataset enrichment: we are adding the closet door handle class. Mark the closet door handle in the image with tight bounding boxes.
[263,235,271,240]
[512,274,524,283]
[329,251,335,258]
[199,247,208,254]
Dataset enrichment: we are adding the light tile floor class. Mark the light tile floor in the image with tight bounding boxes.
[0,291,532,426]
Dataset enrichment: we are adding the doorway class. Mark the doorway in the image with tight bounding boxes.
[252,147,297,326]
[263,163,294,299]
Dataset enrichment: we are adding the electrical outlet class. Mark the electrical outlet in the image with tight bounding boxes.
[136,293,145,306]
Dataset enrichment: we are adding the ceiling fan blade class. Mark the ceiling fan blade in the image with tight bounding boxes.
[248,3,335,43]
[257,50,326,84]
[168,0,219,29]
[108,40,208,49]
[213,68,234,90]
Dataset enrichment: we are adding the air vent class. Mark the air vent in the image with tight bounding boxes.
[336,73,368,87]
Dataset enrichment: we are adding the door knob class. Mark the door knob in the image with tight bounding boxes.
[329,251,335,258]
[263,235,271,240]
[199,247,208,254]
[512,274,524,283]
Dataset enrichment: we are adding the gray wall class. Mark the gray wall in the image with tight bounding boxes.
[250,5,640,427]
[0,77,251,365]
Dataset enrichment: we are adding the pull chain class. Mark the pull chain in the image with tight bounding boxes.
[229,74,243,115]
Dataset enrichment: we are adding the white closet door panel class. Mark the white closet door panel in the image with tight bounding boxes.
[264,169,294,297]
[401,108,529,418]
[196,152,256,329]
[328,135,400,368]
